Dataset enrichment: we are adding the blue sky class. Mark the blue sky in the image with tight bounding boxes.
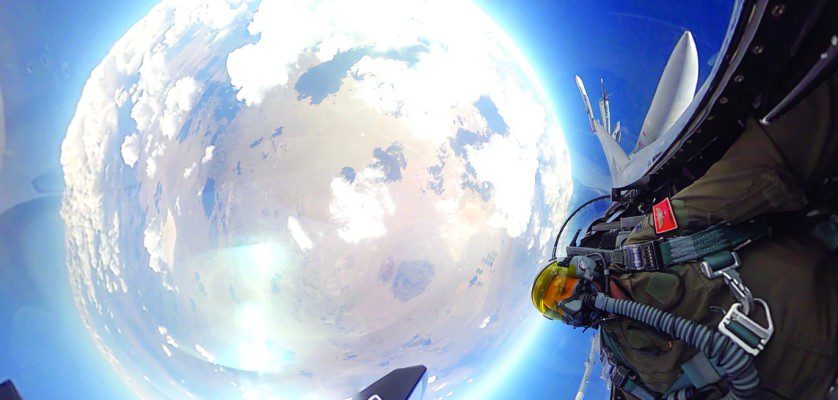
[0,1,732,399]
[478,1,733,188]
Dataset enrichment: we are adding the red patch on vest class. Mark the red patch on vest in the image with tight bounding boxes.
[652,198,678,234]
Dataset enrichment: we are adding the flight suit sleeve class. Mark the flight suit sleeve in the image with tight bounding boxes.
[625,116,808,246]
[670,71,838,232]
[667,117,808,227]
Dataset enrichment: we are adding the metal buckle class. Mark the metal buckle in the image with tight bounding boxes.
[720,269,754,315]
[718,299,774,356]
[700,251,741,278]
[623,240,662,271]
[611,364,630,388]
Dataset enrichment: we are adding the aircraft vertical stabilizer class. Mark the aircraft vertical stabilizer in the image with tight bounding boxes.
[576,76,629,178]
[634,31,699,153]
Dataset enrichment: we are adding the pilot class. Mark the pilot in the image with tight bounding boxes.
[532,73,837,399]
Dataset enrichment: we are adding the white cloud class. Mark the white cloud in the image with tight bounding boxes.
[328,168,395,244]
[195,343,217,364]
[201,145,215,163]
[143,209,178,273]
[467,135,538,237]
[183,162,197,178]
[164,0,248,47]
[103,212,122,278]
[162,344,173,358]
[121,134,141,167]
[226,42,287,106]
[287,216,313,250]
[160,76,202,140]
[348,27,497,145]
[350,57,410,115]
[226,0,315,105]
[479,316,491,329]
[146,157,157,178]
[146,140,167,179]
[165,333,180,349]
[158,325,180,354]
[314,33,356,62]
[130,51,169,136]
[225,0,440,106]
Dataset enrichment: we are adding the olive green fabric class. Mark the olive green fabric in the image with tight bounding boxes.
[601,264,730,393]
[644,272,681,306]
[602,74,838,399]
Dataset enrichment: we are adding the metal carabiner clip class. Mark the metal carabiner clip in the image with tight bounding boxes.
[717,298,774,356]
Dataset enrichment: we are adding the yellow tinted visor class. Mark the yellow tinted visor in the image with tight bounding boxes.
[531,261,579,320]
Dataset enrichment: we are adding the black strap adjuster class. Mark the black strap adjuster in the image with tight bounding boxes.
[623,240,663,271]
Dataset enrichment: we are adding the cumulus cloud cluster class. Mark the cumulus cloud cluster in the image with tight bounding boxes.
[467,135,539,237]
[226,0,440,106]
[120,134,140,167]
[329,167,395,244]
[60,0,253,396]
[143,210,178,275]
[201,145,215,164]
[160,76,202,140]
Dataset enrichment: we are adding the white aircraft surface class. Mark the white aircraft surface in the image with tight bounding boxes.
[576,31,699,188]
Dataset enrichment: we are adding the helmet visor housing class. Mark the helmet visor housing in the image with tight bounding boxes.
[531,260,579,320]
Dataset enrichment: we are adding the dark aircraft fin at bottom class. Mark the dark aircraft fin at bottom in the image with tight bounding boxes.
[355,365,428,400]
[0,380,23,400]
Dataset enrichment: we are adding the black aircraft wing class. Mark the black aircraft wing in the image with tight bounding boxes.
[0,380,22,400]
[354,365,428,400]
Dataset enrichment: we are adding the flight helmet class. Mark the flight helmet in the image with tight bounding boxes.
[531,258,581,320]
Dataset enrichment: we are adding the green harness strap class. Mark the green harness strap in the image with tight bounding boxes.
[659,222,766,266]
[613,221,766,272]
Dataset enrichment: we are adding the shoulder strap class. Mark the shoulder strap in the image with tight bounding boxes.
[615,221,766,271]
[568,221,767,271]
